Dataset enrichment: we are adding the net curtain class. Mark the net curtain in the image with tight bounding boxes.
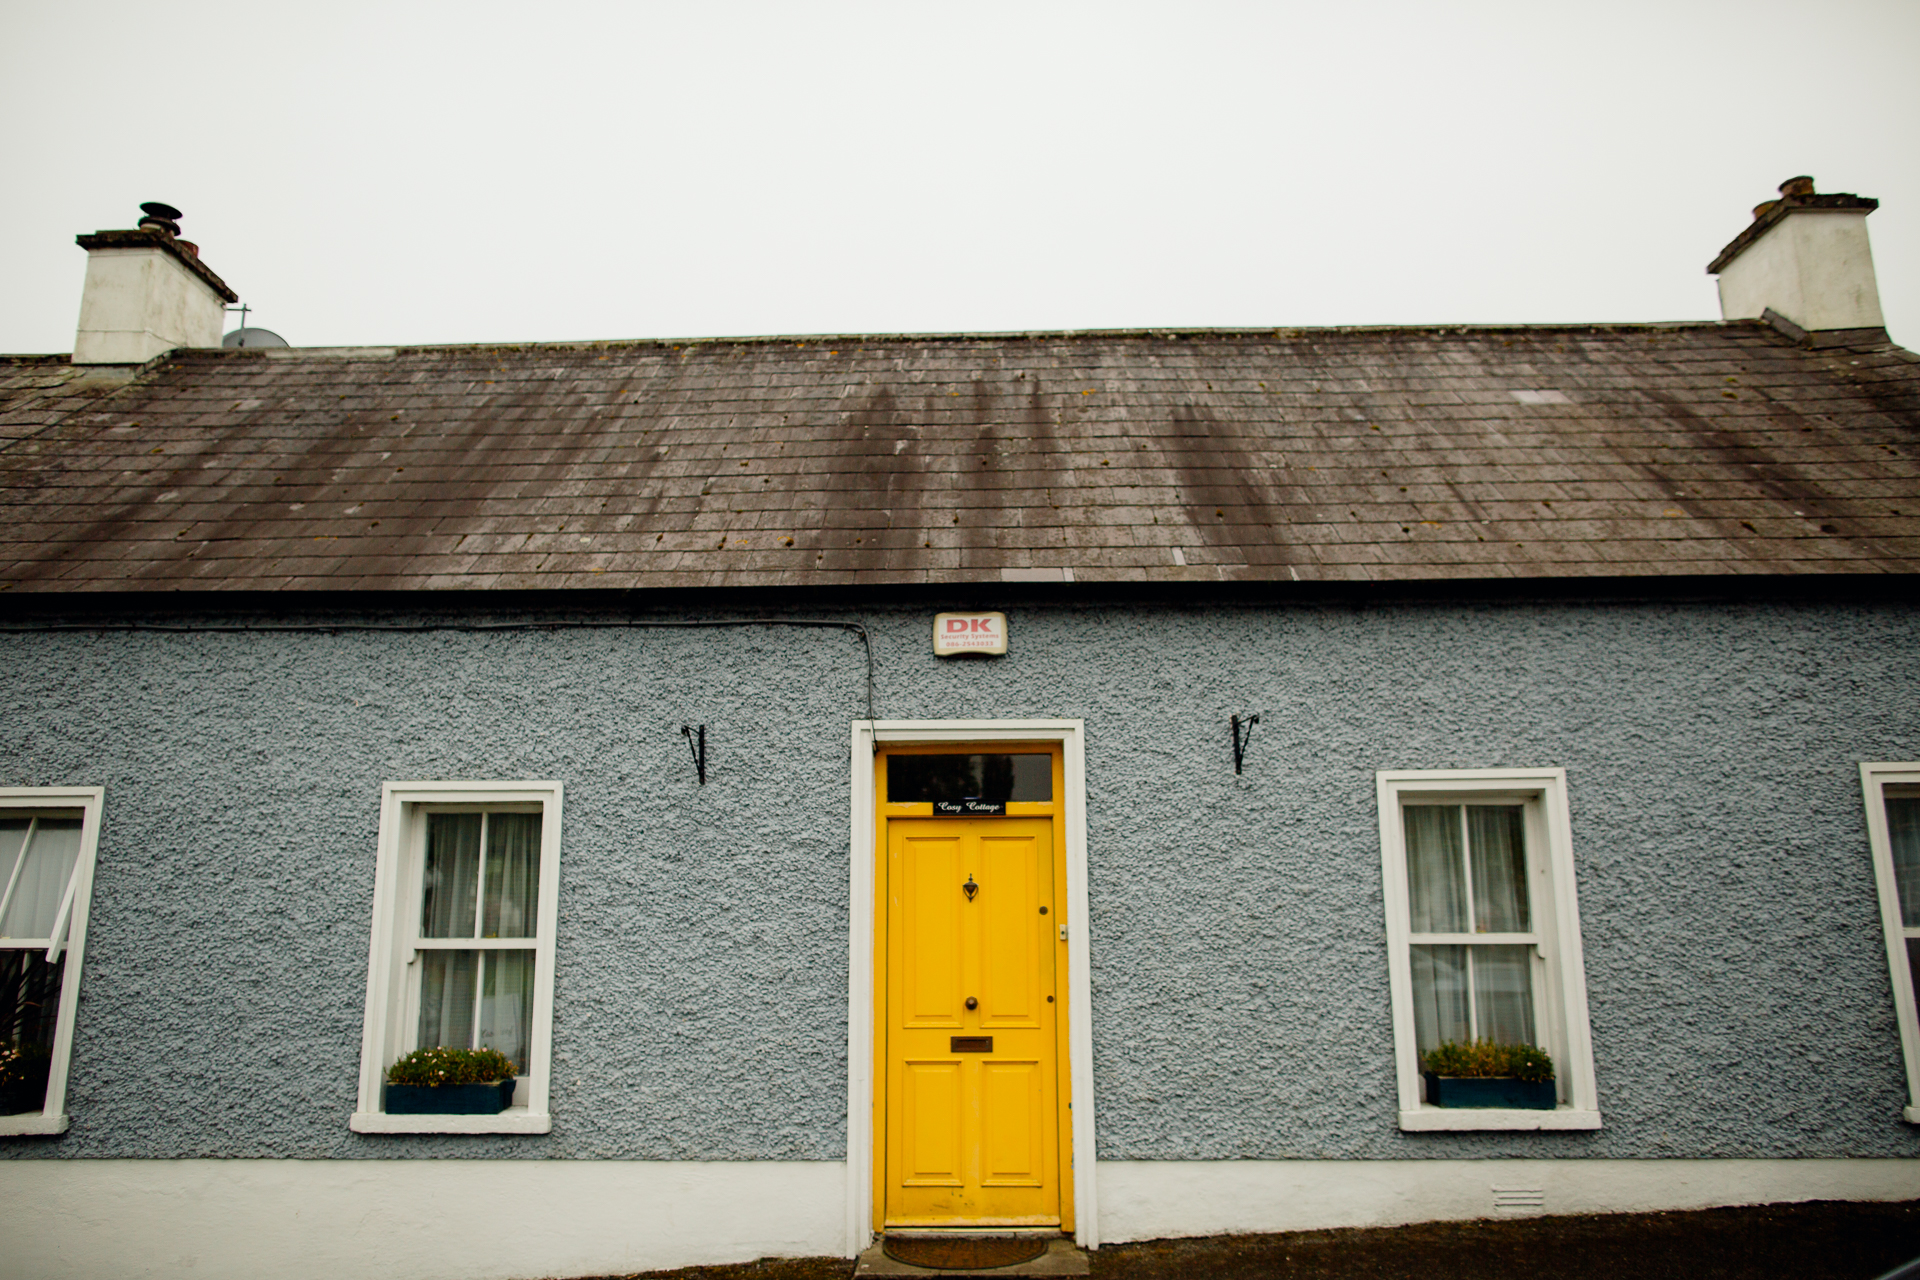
[0,819,83,940]
[1404,804,1535,1052]
[416,812,540,1074]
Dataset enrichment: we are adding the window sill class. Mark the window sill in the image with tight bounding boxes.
[1904,1106,1920,1125]
[0,1113,70,1137]
[350,1106,551,1135]
[1400,1106,1602,1132]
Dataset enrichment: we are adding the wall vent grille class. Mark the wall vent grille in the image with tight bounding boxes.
[1492,1185,1546,1213]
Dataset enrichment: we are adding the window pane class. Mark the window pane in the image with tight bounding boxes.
[0,950,62,1116]
[421,814,481,939]
[1405,806,1468,933]
[417,949,478,1051]
[0,821,27,904]
[1410,944,1469,1053]
[482,814,541,939]
[1908,938,1920,1012]
[0,819,82,941]
[478,950,535,1075]
[1473,944,1537,1046]
[1889,798,1920,928]
[886,754,1052,804]
[1468,806,1529,933]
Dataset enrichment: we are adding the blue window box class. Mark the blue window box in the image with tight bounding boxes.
[1423,1073,1556,1110]
[384,1080,515,1116]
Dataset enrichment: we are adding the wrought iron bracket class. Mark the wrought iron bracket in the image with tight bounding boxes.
[681,723,707,785]
[1231,713,1260,775]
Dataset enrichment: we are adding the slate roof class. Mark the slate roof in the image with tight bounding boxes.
[1,320,1917,594]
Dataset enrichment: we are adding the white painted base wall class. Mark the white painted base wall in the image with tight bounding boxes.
[5,1157,1917,1279]
[1096,1158,1920,1244]
[0,1160,847,1280]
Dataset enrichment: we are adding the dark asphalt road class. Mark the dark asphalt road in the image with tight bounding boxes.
[601,1200,1920,1280]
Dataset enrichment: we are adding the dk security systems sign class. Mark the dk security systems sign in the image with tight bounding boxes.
[933,612,1007,657]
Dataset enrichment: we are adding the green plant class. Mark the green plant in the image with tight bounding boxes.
[0,1043,51,1116]
[387,1046,516,1087]
[1420,1039,1554,1083]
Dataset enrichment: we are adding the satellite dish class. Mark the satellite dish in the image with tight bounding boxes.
[223,327,289,349]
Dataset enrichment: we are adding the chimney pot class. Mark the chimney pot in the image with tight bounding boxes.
[1752,200,1780,222]
[1778,176,1816,198]
[136,200,183,238]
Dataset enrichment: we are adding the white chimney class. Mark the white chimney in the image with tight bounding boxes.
[1708,177,1884,340]
[73,202,238,365]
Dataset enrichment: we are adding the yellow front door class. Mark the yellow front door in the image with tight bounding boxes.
[882,814,1063,1227]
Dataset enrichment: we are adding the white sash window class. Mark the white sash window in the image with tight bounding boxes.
[1404,803,1540,1052]
[1377,769,1601,1131]
[1860,764,1920,1123]
[352,783,563,1135]
[414,810,542,1076]
[0,788,104,1138]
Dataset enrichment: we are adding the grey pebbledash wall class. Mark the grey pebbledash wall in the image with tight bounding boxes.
[2,595,1918,1163]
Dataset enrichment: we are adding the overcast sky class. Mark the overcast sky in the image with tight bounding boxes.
[2,1,1916,353]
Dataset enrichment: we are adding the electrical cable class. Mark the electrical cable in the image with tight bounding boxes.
[0,616,877,725]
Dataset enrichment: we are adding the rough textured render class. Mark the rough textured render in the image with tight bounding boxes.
[1,600,1915,1161]
[1,320,1917,595]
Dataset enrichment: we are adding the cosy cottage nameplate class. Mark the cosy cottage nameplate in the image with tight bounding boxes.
[933,612,1008,656]
[934,800,1006,816]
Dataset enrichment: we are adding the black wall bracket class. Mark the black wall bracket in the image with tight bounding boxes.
[681,724,707,785]
[1231,713,1259,775]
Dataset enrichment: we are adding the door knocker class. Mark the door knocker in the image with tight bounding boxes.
[963,874,978,902]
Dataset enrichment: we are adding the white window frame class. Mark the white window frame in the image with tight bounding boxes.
[351,782,562,1135]
[1860,763,1920,1124]
[0,786,104,1137]
[1377,768,1601,1131]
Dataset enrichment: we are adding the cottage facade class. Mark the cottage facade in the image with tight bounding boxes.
[2,183,1918,1278]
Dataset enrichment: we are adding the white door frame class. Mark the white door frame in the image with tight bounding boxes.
[847,719,1097,1252]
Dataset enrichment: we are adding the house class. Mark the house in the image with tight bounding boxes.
[1,180,1917,1279]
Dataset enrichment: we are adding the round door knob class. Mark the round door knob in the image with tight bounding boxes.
[965,997,978,1011]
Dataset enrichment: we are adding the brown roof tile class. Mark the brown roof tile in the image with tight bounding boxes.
[1,323,1917,594]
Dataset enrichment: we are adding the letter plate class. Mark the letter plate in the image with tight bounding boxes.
[950,1036,993,1053]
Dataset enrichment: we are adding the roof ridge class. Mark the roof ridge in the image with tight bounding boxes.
[135,318,1745,362]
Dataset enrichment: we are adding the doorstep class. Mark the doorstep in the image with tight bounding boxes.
[853,1236,1088,1277]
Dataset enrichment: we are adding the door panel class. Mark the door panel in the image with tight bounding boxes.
[980,836,1038,1028]
[902,1061,963,1186]
[981,1060,1043,1186]
[884,816,1059,1226]
[901,833,963,1026]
